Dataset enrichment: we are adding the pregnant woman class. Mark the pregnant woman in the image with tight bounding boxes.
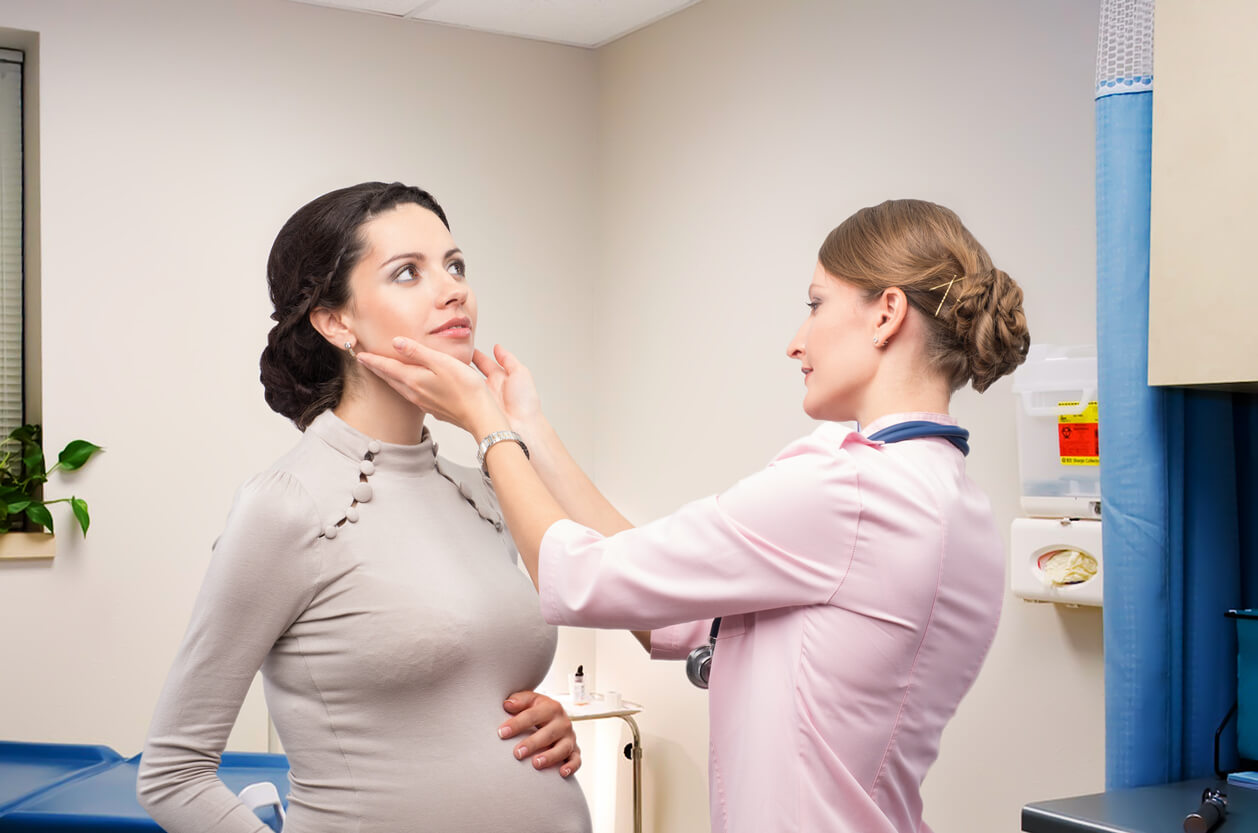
[138,181,591,833]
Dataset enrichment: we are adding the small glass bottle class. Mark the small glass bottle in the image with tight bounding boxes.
[571,664,589,705]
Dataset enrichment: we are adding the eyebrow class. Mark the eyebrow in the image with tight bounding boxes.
[379,248,463,269]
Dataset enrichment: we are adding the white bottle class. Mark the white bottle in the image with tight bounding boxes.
[571,664,589,705]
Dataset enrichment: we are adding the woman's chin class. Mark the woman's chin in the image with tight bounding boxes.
[423,338,476,365]
[801,394,849,424]
[801,393,827,421]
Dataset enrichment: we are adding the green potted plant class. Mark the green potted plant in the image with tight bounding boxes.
[0,424,101,547]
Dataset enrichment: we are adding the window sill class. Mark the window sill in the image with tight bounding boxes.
[0,531,55,560]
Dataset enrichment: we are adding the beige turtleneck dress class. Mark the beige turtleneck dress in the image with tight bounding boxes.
[137,410,591,833]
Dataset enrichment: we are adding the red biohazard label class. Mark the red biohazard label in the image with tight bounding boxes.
[1057,401,1099,466]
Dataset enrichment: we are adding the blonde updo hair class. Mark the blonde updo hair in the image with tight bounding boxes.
[818,199,1030,392]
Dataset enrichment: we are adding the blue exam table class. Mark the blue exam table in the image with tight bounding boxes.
[0,743,288,831]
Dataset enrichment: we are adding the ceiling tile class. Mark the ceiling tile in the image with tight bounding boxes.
[288,0,702,48]
[290,0,422,16]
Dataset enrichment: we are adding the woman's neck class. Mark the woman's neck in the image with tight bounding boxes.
[855,369,951,428]
[856,400,951,430]
[332,371,427,445]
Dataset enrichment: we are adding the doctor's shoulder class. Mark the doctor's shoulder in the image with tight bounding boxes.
[722,424,866,510]
[764,422,872,472]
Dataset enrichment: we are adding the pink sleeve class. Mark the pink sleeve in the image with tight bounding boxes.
[538,440,860,630]
[649,619,714,661]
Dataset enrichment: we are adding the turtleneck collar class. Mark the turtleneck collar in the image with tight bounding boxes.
[306,409,437,475]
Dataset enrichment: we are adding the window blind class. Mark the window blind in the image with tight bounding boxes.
[0,51,22,433]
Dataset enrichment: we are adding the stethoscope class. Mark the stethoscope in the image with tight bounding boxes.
[684,420,971,689]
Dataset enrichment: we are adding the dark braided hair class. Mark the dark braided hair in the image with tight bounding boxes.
[260,182,450,429]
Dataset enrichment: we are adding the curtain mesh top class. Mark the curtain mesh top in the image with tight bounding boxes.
[1096,0,1154,98]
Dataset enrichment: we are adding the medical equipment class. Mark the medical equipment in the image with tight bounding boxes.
[686,618,722,689]
[1009,345,1104,606]
[1183,786,1227,833]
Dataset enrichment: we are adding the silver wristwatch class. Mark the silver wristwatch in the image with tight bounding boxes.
[476,430,529,476]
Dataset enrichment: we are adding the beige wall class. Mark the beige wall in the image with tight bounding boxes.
[591,0,1104,831]
[0,0,1104,831]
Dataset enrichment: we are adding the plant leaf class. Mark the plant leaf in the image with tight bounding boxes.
[58,440,102,471]
[70,498,90,536]
[7,424,37,444]
[6,499,29,514]
[25,502,53,533]
[21,443,44,478]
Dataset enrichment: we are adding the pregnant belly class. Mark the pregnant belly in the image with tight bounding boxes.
[282,719,592,833]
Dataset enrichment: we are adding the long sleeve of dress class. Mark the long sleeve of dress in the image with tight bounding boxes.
[538,431,864,631]
[137,472,323,833]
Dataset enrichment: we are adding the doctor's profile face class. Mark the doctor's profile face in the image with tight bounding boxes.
[787,263,880,422]
[342,202,478,365]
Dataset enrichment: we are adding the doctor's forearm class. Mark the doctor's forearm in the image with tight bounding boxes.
[516,418,649,652]
[478,428,567,589]
[522,417,634,536]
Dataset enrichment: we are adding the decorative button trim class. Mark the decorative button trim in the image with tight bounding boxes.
[319,441,381,539]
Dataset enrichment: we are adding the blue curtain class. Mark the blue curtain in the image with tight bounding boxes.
[1098,90,1258,788]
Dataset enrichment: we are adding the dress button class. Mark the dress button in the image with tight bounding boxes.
[359,460,375,476]
[352,482,374,503]
[367,440,382,455]
[345,506,360,523]
[324,523,339,540]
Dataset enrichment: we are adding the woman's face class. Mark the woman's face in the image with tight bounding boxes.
[343,202,477,365]
[786,264,879,422]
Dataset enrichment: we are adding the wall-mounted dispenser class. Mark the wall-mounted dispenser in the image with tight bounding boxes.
[1009,345,1102,606]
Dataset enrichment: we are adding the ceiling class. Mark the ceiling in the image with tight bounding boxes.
[286,0,704,49]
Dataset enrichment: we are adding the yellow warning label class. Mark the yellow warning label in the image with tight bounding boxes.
[1057,401,1099,466]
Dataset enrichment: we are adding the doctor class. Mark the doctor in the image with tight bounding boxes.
[358,198,1031,833]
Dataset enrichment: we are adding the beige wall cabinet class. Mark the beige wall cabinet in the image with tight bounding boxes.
[1149,0,1258,389]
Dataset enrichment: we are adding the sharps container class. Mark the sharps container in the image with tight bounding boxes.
[1226,610,1258,761]
[1011,344,1101,520]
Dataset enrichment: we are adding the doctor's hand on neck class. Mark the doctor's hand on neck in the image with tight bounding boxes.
[357,337,511,441]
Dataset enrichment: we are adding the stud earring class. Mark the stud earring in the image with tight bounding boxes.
[344,340,357,357]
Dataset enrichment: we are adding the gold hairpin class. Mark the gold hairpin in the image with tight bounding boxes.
[929,275,964,316]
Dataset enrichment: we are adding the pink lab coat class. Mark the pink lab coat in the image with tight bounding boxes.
[538,413,1004,833]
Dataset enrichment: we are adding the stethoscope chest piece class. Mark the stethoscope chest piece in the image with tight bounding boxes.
[685,618,722,689]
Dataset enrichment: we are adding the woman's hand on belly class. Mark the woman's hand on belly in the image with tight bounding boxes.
[498,690,582,778]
